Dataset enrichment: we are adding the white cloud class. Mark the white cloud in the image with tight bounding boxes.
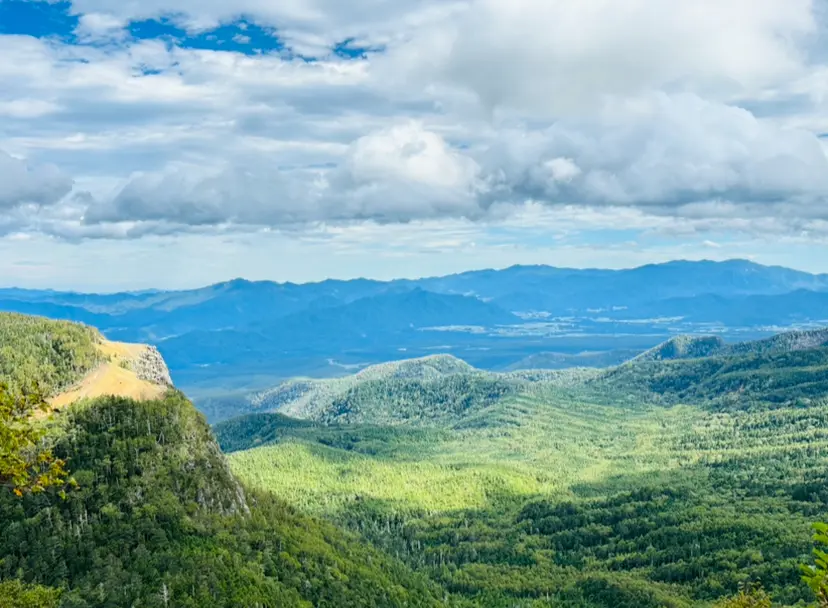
[63,0,461,54]
[0,151,73,210]
[82,122,480,227]
[75,12,128,42]
[2,0,828,286]
[0,99,61,119]
[478,93,828,209]
[544,158,581,184]
[386,0,816,116]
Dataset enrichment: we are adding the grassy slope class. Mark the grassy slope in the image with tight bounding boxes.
[48,339,168,411]
[221,343,828,607]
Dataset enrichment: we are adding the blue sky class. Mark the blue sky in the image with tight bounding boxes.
[2,0,828,290]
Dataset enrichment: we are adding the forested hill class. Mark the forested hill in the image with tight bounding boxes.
[0,312,103,394]
[0,314,445,607]
[632,328,828,363]
[212,327,828,608]
[208,327,828,426]
[202,354,593,424]
[599,327,828,409]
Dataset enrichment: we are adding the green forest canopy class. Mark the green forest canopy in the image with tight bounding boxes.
[0,313,102,395]
[2,313,828,606]
[219,341,828,607]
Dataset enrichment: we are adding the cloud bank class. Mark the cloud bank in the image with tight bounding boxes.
[2,0,828,246]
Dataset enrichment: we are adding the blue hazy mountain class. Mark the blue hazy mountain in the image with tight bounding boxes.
[2,259,828,395]
[607,289,828,325]
[156,288,518,367]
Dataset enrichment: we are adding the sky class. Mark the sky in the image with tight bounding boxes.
[2,0,828,291]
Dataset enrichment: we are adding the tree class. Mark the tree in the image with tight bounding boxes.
[713,583,771,608]
[0,383,69,496]
[802,523,828,607]
[0,580,61,608]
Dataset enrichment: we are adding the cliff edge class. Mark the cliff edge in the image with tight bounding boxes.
[49,338,173,411]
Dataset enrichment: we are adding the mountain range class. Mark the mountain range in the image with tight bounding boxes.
[3,259,828,397]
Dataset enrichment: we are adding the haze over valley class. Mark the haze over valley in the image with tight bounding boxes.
[3,258,828,421]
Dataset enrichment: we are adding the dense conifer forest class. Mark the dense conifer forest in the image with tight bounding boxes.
[216,339,828,607]
[0,314,102,395]
[3,312,828,607]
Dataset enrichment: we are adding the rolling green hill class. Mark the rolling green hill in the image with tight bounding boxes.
[207,355,598,426]
[212,328,828,428]
[218,328,828,607]
[198,354,480,423]
[598,343,828,410]
[631,328,828,364]
[631,335,728,362]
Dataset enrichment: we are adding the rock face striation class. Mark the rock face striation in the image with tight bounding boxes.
[129,345,173,387]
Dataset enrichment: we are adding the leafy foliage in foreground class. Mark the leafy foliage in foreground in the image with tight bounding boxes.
[0,579,61,608]
[802,523,828,607]
[0,385,69,496]
[0,392,444,607]
[0,313,102,395]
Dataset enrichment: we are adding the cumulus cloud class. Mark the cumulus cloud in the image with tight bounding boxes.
[60,0,460,54]
[66,93,828,237]
[478,93,828,209]
[2,0,828,248]
[0,151,73,210]
[75,13,128,42]
[385,0,816,115]
[83,122,481,227]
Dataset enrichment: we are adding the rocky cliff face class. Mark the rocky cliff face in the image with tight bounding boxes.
[129,345,173,387]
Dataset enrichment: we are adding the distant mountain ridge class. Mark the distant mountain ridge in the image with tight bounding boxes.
[633,327,828,363]
[5,258,827,314]
[4,259,828,397]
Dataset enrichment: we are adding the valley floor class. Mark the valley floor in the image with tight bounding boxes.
[223,390,828,607]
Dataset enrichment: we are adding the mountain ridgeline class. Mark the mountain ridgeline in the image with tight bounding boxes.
[4,259,828,395]
[632,328,828,362]
[208,327,828,427]
[204,354,594,425]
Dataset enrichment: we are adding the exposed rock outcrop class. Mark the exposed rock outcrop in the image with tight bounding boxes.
[129,345,173,387]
